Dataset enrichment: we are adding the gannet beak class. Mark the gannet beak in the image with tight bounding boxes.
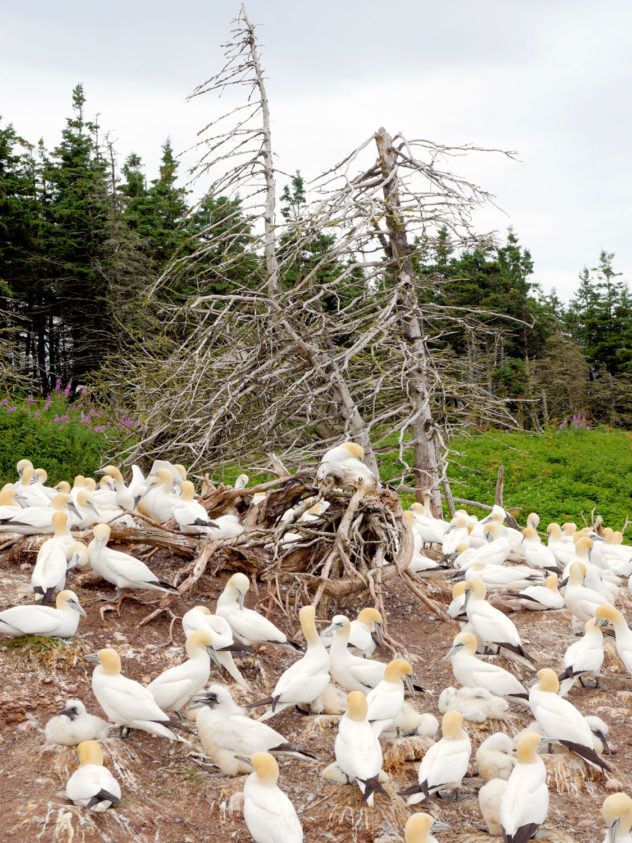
[29,476,38,485]
[68,502,80,517]
[432,820,450,832]
[372,622,384,646]
[69,552,81,568]
[87,501,100,515]
[57,706,76,718]
[595,729,611,754]
[206,645,222,669]
[95,468,106,475]
[234,755,252,766]
[526,677,539,687]
[68,599,86,617]
[84,653,100,661]
[323,621,344,636]
[133,495,142,508]
[609,817,621,843]
[403,673,416,695]
[237,589,245,611]
[443,643,463,660]
[463,588,472,608]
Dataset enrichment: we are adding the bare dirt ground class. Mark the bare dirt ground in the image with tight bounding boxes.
[1,544,632,842]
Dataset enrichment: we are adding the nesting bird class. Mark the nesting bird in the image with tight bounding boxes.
[66,741,121,812]
[182,604,250,687]
[216,572,295,647]
[404,813,450,842]
[366,657,415,737]
[316,441,375,490]
[146,629,221,713]
[0,589,85,638]
[242,752,303,843]
[500,732,548,843]
[334,691,387,806]
[601,792,632,843]
[444,632,529,702]
[45,699,110,745]
[475,733,516,782]
[516,574,564,611]
[595,604,632,675]
[558,617,605,695]
[464,577,533,661]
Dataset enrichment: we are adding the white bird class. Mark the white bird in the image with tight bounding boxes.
[595,604,632,675]
[444,632,529,702]
[409,501,448,546]
[476,733,516,782]
[437,685,508,723]
[547,522,578,568]
[66,740,121,812]
[529,668,610,772]
[146,629,221,713]
[335,691,387,806]
[88,522,178,602]
[97,465,135,510]
[327,616,388,692]
[467,522,512,568]
[441,515,470,557]
[0,589,85,638]
[206,512,245,540]
[464,577,534,662]
[500,732,548,843]
[70,489,101,529]
[558,617,604,696]
[149,459,187,487]
[190,684,316,775]
[31,511,73,603]
[45,699,110,745]
[182,605,250,687]
[172,481,218,534]
[88,648,188,740]
[0,492,79,535]
[464,560,543,591]
[516,575,564,611]
[478,778,506,837]
[366,658,415,737]
[0,483,23,518]
[404,813,450,843]
[139,468,178,522]
[601,792,632,843]
[13,464,50,507]
[247,605,330,720]
[216,572,296,648]
[402,710,471,805]
[522,526,559,573]
[241,752,303,843]
[320,607,384,656]
[564,561,614,624]
[316,441,375,490]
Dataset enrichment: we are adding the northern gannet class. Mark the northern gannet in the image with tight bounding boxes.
[601,792,632,843]
[444,632,529,701]
[88,522,178,601]
[334,691,387,806]
[401,710,471,804]
[190,685,316,775]
[346,607,384,656]
[564,561,614,624]
[595,605,632,674]
[216,572,297,648]
[66,740,121,811]
[366,657,415,737]
[0,589,85,638]
[475,733,516,781]
[529,668,610,772]
[0,492,79,535]
[316,441,375,490]
[242,752,303,842]
[45,699,110,745]
[404,813,450,842]
[88,648,189,740]
[558,617,604,695]
[31,511,73,603]
[464,577,533,661]
[172,481,218,533]
[247,605,330,720]
[182,605,250,687]
[521,526,559,573]
[327,616,388,692]
[499,732,548,843]
[146,629,221,713]
[516,575,564,611]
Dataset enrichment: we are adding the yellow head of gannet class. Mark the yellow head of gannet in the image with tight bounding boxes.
[522,526,538,541]
[92,523,111,548]
[464,576,487,602]
[483,522,500,540]
[527,512,540,527]
[225,572,250,609]
[441,709,464,739]
[193,604,211,616]
[405,812,450,842]
[445,631,477,659]
[84,478,96,491]
[346,690,368,721]
[595,604,624,629]
[410,502,425,514]
[55,480,71,494]
[33,468,47,484]
[185,628,215,657]
[357,607,382,627]
[568,561,587,583]
[384,658,414,693]
[174,464,187,480]
[545,574,559,591]
[574,536,593,556]
[613,531,624,545]
[77,489,98,513]
[74,475,87,488]
[547,522,561,540]
[180,481,196,501]
[16,458,33,478]
[515,732,542,764]
[52,511,68,535]
[50,493,73,513]
[602,793,632,841]
[0,484,17,506]
[19,465,35,485]
[101,465,123,481]
[405,511,414,526]
[66,541,89,567]
[339,442,364,459]
[56,590,86,615]
[562,521,577,535]
[452,581,466,599]
[77,740,103,767]
[250,751,279,785]
[94,648,122,675]
[535,668,559,693]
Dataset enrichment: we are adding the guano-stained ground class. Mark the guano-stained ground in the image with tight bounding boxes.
[1,544,632,842]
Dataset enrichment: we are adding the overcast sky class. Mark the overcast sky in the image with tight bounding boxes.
[3,0,631,299]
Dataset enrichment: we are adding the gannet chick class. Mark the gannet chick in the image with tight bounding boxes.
[182,605,250,688]
[476,733,516,782]
[601,792,632,842]
[401,710,471,805]
[190,685,316,775]
[0,589,85,638]
[248,605,330,720]
[172,481,218,534]
[444,632,529,702]
[522,526,559,573]
[45,699,110,745]
[334,691,387,806]
[146,629,220,713]
[216,572,297,648]
[595,605,632,674]
[479,778,506,836]
[517,575,564,611]
[500,732,548,843]
[380,704,438,741]
[366,658,415,737]
[206,513,245,540]
[242,752,303,842]
[529,668,610,772]
[438,685,508,723]
[404,813,450,842]
[66,741,121,812]
[88,648,188,740]
[464,577,534,662]
[586,715,611,755]
[558,617,604,695]
[88,523,178,601]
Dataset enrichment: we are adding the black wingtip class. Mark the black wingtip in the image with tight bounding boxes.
[271,742,318,760]
[399,782,423,798]
[158,580,179,593]
[86,788,121,809]
[559,740,612,772]
[287,639,303,651]
[359,775,389,803]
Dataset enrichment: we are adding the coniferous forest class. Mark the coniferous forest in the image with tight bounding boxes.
[2,82,632,477]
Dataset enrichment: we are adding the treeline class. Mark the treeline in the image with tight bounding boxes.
[1,86,631,430]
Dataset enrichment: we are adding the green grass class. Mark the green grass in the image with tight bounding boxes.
[380,426,632,530]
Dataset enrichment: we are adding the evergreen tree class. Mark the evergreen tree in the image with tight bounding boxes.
[144,139,188,267]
